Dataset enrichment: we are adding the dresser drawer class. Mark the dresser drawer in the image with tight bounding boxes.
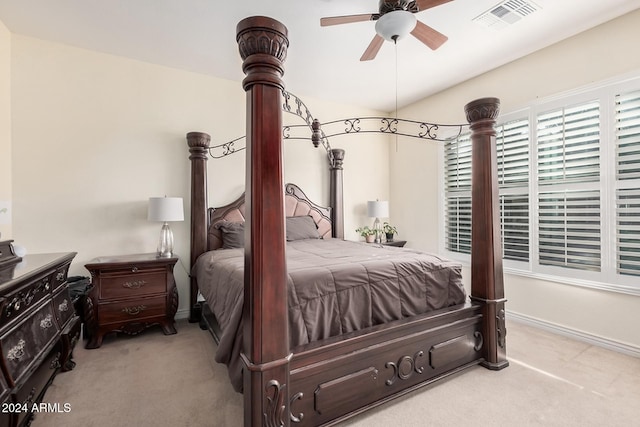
[0,302,59,385]
[1,274,53,325]
[52,287,74,329]
[99,270,166,300]
[51,260,72,292]
[98,296,166,325]
[12,342,62,427]
[0,367,8,403]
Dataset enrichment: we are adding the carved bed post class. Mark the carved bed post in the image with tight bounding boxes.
[465,97,509,370]
[186,131,211,323]
[237,16,291,427]
[330,148,345,239]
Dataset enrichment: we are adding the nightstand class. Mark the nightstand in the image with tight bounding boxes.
[382,240,407,247]
[84,253,178,349]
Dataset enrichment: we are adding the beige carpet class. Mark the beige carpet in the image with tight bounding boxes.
[32,320,640,427]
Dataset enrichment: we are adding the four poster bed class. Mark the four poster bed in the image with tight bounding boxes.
[187,16,508,427]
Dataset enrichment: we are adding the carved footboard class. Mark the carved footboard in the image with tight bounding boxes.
[287,304,483,426]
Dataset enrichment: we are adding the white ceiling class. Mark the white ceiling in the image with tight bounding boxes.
[1,0,639,112]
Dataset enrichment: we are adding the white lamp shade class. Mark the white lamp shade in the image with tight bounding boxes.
[375,10,417,42]
[367,200,389,218]
[148,197,184,222]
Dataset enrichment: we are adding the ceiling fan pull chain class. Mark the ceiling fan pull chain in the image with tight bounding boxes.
[395,40,399,153]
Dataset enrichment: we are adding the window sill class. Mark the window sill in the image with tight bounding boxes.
[444,251,640,297]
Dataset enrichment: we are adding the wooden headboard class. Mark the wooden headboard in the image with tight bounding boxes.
[207,183,332,251]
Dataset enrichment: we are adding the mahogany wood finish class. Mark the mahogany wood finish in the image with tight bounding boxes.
[360,35,384,62]
[329,148,345,238]
[465,98,509,370]
[83,253,179,349]
[186,16,507,427]
[187,131,211,323]
[236,16,291,427]
[0,252,79,427]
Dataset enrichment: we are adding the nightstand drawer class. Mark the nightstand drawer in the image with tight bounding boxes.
[99,270,166,299]
[98,296,166,324]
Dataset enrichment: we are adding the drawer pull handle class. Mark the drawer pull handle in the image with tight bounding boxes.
[131,266,139,273]
[56,272,65,281]
[59,299,69,312]
[122,305,146,316]
[7,339,26,361]
[40,314,54,329]
[122,280,146,289]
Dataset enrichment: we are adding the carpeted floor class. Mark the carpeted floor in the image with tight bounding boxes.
[32,320,640,427]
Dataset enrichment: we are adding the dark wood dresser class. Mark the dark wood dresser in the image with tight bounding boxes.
[0,251,79,427]
[83,253,178,349]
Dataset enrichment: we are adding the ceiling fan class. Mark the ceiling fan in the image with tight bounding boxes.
[320,0,453,61]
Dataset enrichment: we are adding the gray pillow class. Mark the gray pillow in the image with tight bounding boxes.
[286,216,320,241]
[215,221,245,249]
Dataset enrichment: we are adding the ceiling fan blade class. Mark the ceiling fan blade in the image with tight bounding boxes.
[321,14,376,27]
[411,20,448,50]
[360,34,384,61]
[414,0,453,12]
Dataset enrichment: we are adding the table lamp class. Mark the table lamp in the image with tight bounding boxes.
[148,197,184,257]
[367,200,389,244]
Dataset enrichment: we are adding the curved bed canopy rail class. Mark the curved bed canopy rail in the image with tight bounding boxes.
[205,89,335,165]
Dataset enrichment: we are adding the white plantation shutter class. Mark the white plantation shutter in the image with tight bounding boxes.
[615,90,640,278]
[615,91,640,180]
[445,133,472,191]
[500,194,529,262]
[538,190,601,271]
[537,102,600,184]
[497,119,530,262]
[445,196,471,254]
[497,119,530,187]
[616,188,640,277]
[444,133,472,254]
[536,101,601,272]
[442,80,640,291]
[445,119,530,262]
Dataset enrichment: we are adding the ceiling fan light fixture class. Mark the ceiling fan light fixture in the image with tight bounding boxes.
[375,10,417,42]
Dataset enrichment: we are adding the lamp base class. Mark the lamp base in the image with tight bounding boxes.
[373,217,382,244]
[157,222,175,258]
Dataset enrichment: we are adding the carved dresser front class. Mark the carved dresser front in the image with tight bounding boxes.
[0,251,79,427]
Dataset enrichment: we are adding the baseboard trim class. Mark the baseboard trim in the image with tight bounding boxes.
[507,311,640,358]
[176,308,190,320]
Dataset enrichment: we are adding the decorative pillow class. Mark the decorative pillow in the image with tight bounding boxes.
[215,221,245,249]
[286,216,320,241]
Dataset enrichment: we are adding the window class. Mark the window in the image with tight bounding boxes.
[443,79,640,293]
[497,119,530,262]
[444,133,471,255]
[536,101,601,272]
[615,90,640,279]
[444,118,530,263]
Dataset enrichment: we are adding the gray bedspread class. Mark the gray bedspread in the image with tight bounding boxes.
[193,238,465,392]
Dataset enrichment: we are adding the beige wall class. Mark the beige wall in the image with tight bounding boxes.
[0,20,10,239]
[393,10,640,350]
[10,35,389,318]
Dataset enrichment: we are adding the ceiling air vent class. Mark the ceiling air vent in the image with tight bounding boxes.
[473,0,540,30]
